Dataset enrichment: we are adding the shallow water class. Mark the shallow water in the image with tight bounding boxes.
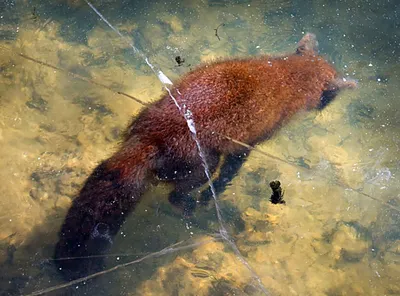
[0,0,399,295]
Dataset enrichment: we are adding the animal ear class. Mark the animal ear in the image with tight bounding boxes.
[296,33,319,56]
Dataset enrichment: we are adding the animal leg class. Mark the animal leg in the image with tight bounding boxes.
[166,154,220,217]
[199,150,250,205]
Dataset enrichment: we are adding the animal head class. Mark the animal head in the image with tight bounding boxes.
[319,77,358,109]
[296,32,358,109]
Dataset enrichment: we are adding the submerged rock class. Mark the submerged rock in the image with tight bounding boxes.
[26,92,49,113]
[346,100,375,128]
[327,223,369,263]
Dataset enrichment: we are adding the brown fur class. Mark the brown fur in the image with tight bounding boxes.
[54,33,356,280]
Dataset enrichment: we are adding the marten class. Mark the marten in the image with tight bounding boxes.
[54,33,356,280]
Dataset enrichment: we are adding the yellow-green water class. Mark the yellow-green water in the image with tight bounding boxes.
[0,0,399,295]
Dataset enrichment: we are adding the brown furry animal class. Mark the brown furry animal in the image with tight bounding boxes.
[54,33,356,280]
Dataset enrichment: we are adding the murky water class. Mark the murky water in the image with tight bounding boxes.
[1,0,399,295]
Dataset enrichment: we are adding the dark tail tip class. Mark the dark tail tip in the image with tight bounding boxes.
[54,227,113,281]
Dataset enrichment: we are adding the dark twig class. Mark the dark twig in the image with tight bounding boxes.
[214,23,225,41]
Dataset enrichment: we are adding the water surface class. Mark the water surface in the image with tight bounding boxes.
[0,0,399,295]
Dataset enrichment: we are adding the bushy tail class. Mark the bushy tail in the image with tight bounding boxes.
[54,141,157,280]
